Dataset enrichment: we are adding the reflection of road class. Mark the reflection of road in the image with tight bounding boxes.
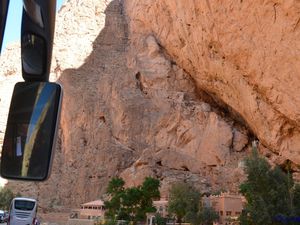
[0,222,6,225]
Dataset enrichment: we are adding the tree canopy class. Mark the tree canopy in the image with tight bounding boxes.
[239,145,300,225]
[168,182,199,224]
[0,187,16,210]
[197,206,219,225]
[168,182,219,225]
[104,177,160,224]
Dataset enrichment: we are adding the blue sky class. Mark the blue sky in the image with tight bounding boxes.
[2,0,64,50]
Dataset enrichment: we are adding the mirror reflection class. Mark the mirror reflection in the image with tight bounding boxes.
[22,34,46,75]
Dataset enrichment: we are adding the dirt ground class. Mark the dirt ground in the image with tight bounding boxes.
[39,212,70,225]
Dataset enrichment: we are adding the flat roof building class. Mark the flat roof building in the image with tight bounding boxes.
[80,200,105,220]
[153,199,169,218]
[203,192,246,225]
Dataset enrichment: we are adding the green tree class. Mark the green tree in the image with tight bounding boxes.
[184,191,201,225]
[122,187,143,223]
[136,177,160,222]
[197,206,219,225]
[0,187,15,210]
[104,177,160,224]
[104,177,125,220]
[168,182,200,225]
[292,183,300,216]
[239,145,300,225]
[154,213,167,225]
[107,177,125,194]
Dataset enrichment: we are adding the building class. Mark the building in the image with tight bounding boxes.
[146,199,169,225]
[203,192,246,225]
[153,199,169,218]
[79,199,106,220]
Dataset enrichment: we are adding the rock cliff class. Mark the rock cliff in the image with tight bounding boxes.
[0,0,299,209]
[125,0,300,164]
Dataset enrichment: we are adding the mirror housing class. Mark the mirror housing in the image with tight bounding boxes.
[21,0,56,81]
[1,82,62,181]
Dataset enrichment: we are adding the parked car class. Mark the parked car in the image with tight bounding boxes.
[0,210,9,223]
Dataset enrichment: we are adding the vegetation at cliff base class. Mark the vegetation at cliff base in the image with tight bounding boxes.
[104,177,160,225]
[239,145,300,225]
[0,187,16,210]
[168,182,219,225]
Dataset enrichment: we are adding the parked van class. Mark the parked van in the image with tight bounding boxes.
[8,197,38,225]
[0,210,9,223]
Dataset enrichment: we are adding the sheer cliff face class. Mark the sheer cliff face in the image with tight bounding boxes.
[125,0,300,163]
[1,0,300,209]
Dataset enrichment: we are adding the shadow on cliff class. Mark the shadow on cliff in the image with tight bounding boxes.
[57,0,132,152]
[58,0,129,86]
[53,0,139,206]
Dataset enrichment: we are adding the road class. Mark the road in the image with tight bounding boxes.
[0,222,56,225]
[0,220,61,225]
[0,212,68,225]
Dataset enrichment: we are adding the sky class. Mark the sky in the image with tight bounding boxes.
[2,0,64,50]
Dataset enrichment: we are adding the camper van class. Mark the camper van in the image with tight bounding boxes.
[8,197,38,225]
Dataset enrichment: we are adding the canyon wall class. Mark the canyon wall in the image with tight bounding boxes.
[0,0,299,210]
[125,0,300,164]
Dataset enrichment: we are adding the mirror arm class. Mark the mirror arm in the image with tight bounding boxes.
[0,0,9,53]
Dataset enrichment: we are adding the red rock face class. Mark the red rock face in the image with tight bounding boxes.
[1,0,299,209]
[125,0,300,164]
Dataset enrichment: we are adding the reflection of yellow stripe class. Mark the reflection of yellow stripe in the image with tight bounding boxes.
[21,84,54,177]
[34,84,45,106]
[22,84,45,175]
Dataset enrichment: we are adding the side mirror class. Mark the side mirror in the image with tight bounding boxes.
[1,82,62,181]
[21,0,56,81]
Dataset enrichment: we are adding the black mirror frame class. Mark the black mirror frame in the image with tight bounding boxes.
[0,82,63,181]
[0,0,9,52]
